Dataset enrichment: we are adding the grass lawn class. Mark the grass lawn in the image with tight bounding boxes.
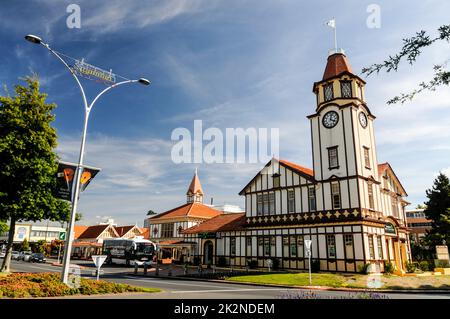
[0,272,161,298]
[226,272,450,290]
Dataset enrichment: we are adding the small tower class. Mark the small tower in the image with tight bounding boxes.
[186,168,204,203]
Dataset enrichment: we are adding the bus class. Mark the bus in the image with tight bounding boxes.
[102,236,157,266]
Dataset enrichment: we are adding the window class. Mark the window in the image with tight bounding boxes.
[368,236,375,259]
[308,186,316,211]
[340,81,352,98]
[363,147,371,169]
[392,197,399,217]
[230,237,236,256]
[288,190,295,213]
[246,237,252,255]
[161,223,174,238]
[377,236,383,259]
[264,237,271,256]
[331,182,341,209]
[344,234,354,259]
[297,236,304,258]
[324,83,334,101]
[328,146,339,169]
[283,236,289,257]
[263,194,269,215]
[368,182,374,210]
[326,235,336,258]
[258,237,264,256]
[268,192,275,215]
[358,83,364,100]
[273,174,280,188]
[290,236,297,257]
[257,194,263,216]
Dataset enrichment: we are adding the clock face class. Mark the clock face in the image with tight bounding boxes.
[322,111,339,128]
[359,112,368,128]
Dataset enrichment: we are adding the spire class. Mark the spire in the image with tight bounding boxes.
[186,168,204,203]
[322,52,353,81]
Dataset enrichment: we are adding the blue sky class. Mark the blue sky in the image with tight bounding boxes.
[1,0,449,226]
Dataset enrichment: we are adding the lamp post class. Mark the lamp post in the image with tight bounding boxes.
[25,34,150,284]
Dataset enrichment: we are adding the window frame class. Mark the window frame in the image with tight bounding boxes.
[326,234,336,258]
[340,80,352,98]
[363,146,371,169]
[331,181,341,210]
[323,83,334,102]
[308,186,316,211]
[287,189,295,213]
[327,146,339,169]
[368,181,374,210]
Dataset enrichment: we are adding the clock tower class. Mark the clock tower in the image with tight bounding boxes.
[307,49,380,212]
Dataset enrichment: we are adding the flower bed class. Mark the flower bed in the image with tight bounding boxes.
[0,272,160,298]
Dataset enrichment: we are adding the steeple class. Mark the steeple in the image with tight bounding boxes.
[322,50,353,81]
[186,168,204,203]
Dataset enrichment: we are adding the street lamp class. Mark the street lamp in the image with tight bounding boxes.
[25,34,150,284]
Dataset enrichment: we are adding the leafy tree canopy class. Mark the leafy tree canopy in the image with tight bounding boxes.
[363,24,450,104]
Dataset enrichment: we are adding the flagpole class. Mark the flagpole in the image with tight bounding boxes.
[333,18,337,53]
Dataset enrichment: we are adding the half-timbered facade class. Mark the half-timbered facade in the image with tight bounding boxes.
[182,50,411,274]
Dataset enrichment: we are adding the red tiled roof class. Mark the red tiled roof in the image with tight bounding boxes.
[149,202,222,221]
[322,53,353,81]
[182,213,246,234]
[141,228,150,239]
[77,224,118,239]
[72,241,103,247]
[187,171,203,195]
[279,159,314,177]
[74,226,89,239]
[115,225,142,237]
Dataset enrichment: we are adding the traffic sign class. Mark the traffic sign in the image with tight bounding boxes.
[59,232,66,240]
[92,255,108,268]
[305,239,312,249]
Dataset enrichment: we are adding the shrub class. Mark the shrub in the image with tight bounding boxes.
[217,257,227,267]
[405,261,417,273]
[247,259,258,269]
[311,260,320,273]
[418,260,431,271]
[357,263,371,274]
[384,261,394,274]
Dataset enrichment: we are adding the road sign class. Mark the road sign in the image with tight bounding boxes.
[305,239,312,249]
[59,232,66,240]
[304,239,312,285]
[92,255,108,268]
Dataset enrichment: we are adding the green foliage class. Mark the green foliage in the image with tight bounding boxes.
[423,173,450,247]
[357,263,371,274]
[217,256,227,267]
[0,76,70,271]
[311,259,320,273]
[0,221,8,233]
[434,259,450,268]
[0,272,159,298]
[246,259,258,269]
[147,210,156,216]
[405,261,418,273]
[34,240,47,254]
[418,260,431,271]
[362,24,450,104]
[410,241,434,261]
[384,261,394,274]
[20,239,30,252]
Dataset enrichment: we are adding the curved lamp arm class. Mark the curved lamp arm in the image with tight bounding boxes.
[89,79,138,111]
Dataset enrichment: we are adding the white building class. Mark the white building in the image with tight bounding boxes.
[182,50,411,274]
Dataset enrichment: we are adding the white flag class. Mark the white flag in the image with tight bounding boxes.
[325,19,336,29]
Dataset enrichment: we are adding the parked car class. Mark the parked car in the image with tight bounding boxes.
[11,251,20,260]
[29,253,46,263]
[20,251,32,261]
[0,250,5,258]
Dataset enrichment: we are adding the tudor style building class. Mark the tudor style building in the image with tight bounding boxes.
[182,50,411,274]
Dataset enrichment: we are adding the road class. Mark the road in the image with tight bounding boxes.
[4,258,450,299]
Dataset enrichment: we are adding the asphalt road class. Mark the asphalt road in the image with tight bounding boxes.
[4,258,450,299]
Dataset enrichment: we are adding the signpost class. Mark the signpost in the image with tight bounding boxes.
[305,239,312,285]
[92,255,108,281]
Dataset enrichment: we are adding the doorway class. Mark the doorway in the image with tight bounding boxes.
[203,240,214,265]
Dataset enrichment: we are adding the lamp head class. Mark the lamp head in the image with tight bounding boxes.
[138,78,151,86]
[25,34,42,44]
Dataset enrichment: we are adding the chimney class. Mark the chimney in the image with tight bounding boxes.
[210,197,214,205]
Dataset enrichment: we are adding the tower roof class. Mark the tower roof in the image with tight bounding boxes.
[186,169,203,195]
[322,52,353,81]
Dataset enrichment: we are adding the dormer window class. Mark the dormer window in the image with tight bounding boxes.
[340,81,352,98]
[324,83,334,101]
[272,173,280,188]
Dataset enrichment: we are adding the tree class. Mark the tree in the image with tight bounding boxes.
[20,238,30,252]
[0,221,8,234]
[35,239,47,254]
[147,210,156,216]
[416,204,427,209]
[0,76,70,272]
[422,173,450,247]
[362,24,450,104]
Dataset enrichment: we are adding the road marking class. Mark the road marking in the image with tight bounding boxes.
[121,276,253,290]
[171,288,290,293]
